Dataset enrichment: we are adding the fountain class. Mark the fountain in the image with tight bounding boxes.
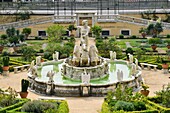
[28,20,143,96]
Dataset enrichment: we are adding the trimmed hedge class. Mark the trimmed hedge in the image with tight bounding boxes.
[57,100,69,113]
[145,100,170,113]
[0,99,30,113]
[101,101,159,113]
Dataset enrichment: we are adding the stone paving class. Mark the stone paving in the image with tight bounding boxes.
[0,68,170,113]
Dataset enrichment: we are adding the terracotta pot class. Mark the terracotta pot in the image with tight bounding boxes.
[162,64,169,69]
[0,46,4,53]
[167,45,170,49]
[2,66,9,71]
[140,90,150,96]
[19,92,28,98]
[151,45,157,51]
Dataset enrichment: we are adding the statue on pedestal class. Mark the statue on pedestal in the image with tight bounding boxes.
[36,56,41,66]
[53,51,59,61]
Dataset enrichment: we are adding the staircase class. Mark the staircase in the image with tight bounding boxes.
[0,16,53,31]
[0,14,170,32]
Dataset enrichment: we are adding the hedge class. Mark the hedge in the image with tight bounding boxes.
[57,100,69,113]
[2,100,69,113]
[145,100,170,113]
[101,101,159,113]
[0,99,30,113]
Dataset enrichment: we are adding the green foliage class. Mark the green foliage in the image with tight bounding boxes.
[125,47,133,59]
[21,79,29,92]
[22,28,31,39]
[101,102,111,113]
[3,56,10,66]
[8,36,19,45]
[6,27,16,37]
[67,24,77,33]
[142,83,149,91]
[21,46,36,61]
[167,34,170,38]
[130,35,137,39]
[133,101,146,111]
[91,25,102,38]
[147,22,163,37]
[155,84,170,108]
[114,101,135,111]
[135,48,146,60]
[47,24,66,42]
[1,34,8,40]
[148,38,161,45]
[119,34,124,39]
[57,100,69,113]
[21,100,58,113]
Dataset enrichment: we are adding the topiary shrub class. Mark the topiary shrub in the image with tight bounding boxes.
[119,34,124,39]
[114,101,135,111]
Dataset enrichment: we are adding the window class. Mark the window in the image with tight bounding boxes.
[121,30,130,36]
[38,31,46,37]
[102,30,110,36]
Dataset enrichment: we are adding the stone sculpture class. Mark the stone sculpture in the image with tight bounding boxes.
[81,69,90,84]
[47,70,55,83]
[77,20,90,48]
[36,56,41,66]
[128,53,133,64]
[80,43,90,66]
[110,51,116,60]
[131,63,136,76]
[53,51,59,61]
[89,45,99,66]
[117,69,123,82]
[72,45,81,66]
[28,60,35,73]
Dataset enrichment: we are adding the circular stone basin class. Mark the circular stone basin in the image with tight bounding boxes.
[28,59,142,97]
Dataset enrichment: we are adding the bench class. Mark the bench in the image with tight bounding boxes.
[38,96,65,100]
[140,63,157,71]
[14,64,30,74]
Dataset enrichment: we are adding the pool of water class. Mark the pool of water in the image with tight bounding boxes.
[35,61,133,85]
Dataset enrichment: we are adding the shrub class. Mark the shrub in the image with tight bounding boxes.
[119,34,124,39]
[39,49,44,53]
[130,35,137,39]
[114,101,135,111]
[44,52,52,60]
[21,100,58,113]
[167,34,170,38]
[148,38,161,45]
[133,101,146,111]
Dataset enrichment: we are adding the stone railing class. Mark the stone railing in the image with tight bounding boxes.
[96,14,170,30]
[53,15,76,23]
[0,16,53,31]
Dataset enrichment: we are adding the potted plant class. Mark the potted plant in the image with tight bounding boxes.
[19,79,29,98]
[161,58,169,69]
[2,56,10,71]
[140,83,150,96]
[139,27,147,38]
[148,38,161,51]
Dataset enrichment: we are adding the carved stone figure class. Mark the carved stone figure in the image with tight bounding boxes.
[53,51,59,61]
[47,70,55,83]
[81,69,90,84]
[113,51,116,60]
[89,45,99,66]
[36,56,41,66]
[110,51,116,60]
[72,45,81,66]
[131,64,136,76]
[28,60,35,73]
[80,44,90,66]
[128,53,133,64]
[77,20,90,48]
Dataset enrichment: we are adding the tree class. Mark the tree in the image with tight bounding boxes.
[91,25,102,39]
[22,28,31,39]
[6,27,16,37]
[21,46,36,61]
[146,22,163,38]
[67,24,77,36]
[47,24,66,42]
